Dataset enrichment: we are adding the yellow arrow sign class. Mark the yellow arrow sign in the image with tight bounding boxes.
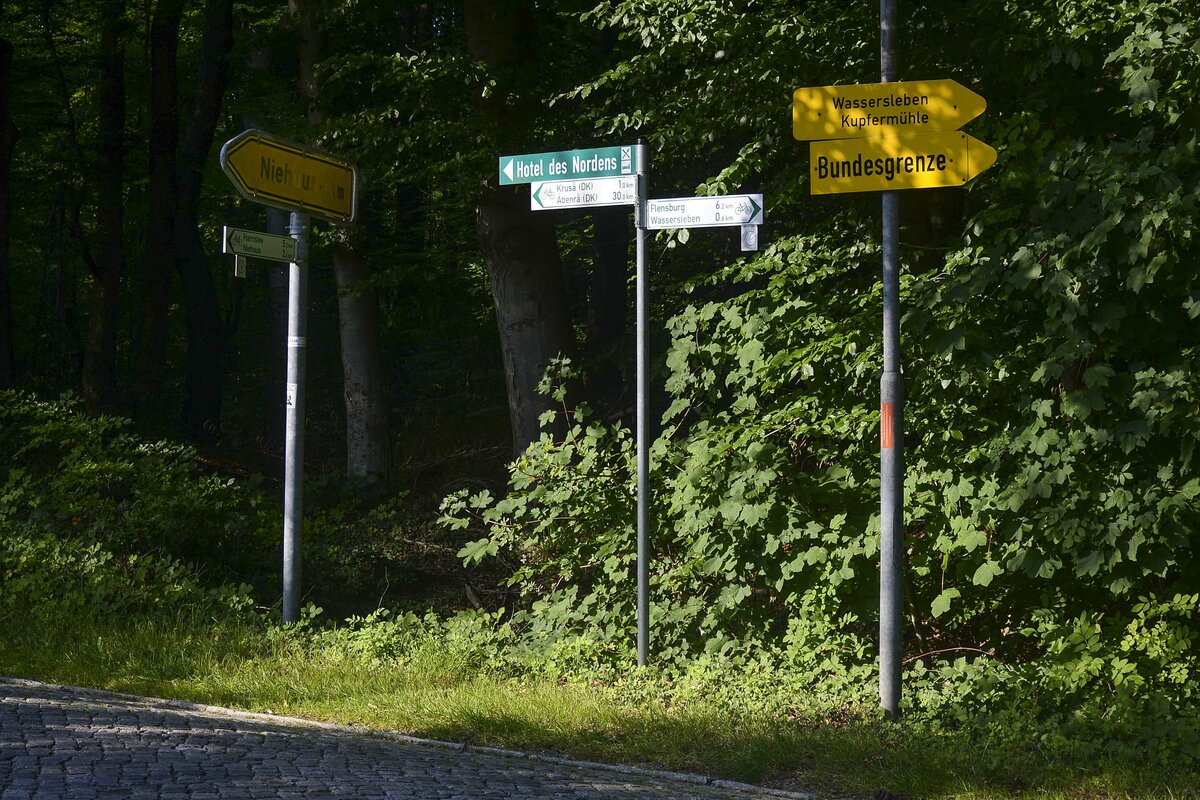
[793,79,986,141]
[220,129,358,224]
[809,131,997,195]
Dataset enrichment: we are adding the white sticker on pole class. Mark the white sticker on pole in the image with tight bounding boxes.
[740,224,759,252]
[286,383,297,408]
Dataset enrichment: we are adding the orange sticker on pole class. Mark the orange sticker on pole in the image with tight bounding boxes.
[881,402,895,449]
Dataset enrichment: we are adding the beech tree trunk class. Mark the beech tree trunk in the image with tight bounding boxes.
[334,244,391,479]
[586,204,630,409]
[174,0,233,440]
[583,23,627,412]
[236,40,292,445]
[0,35,17,389]
[82,0,125,411]
[292,0,392,479]
[465,0,576,455]
[136,0,183,410]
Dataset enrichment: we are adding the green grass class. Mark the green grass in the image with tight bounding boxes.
[1,613,1194,800]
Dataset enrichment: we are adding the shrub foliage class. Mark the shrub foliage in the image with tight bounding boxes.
[0,392,267,622]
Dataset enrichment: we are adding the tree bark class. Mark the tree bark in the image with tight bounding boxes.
[136,0,183,411]
[174,0,233,440]
[82,0,125,411]
[334,243,391,479]
[586,204,630,409]
[239,36,290,444]
[465,0,576,455]
[476,184,575,453]
[292,0,392,479]
[0,36,17,389]
[582,19,627,411]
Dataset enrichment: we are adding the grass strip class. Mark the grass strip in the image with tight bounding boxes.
[0,613,1193,800]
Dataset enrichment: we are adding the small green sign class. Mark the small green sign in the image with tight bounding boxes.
[499,145,636,186]
[222,226,297,263]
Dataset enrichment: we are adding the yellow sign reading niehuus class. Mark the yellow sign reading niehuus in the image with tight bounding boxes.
[220,129,358,224]
[793,79,986,141]
[809,131,997,195]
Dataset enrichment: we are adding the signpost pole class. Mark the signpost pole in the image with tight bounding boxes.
[282,211,310,625]
[219,129,356,626]
[635,139,650,667]
[879,0,904,718]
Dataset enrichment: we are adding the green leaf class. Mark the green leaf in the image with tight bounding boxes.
[931,587,961,618]
[457,538,498,565]
[972,560,1003,587]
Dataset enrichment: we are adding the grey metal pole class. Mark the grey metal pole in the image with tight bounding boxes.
[635,140,650,666]
[282,211,310,625]
[879,0,904,718]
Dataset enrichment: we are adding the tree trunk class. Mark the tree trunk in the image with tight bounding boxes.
[586,204,630,409]
[582,20,627,411]
[334,243,391,479]
[240,40,292,446]
[476,184,575,453]
[0,36,17,389]
[465,0,576,455]
[82,0,125,411]
[174,0,233,440]
[136,0,183,412]
[292,0,392,479]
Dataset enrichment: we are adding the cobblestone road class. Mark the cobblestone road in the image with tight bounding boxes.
[0,678,811,799]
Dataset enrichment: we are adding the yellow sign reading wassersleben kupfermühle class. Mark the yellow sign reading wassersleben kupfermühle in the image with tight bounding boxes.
[793,78,996,195]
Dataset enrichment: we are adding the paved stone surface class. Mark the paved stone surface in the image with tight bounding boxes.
[0,679,809,799]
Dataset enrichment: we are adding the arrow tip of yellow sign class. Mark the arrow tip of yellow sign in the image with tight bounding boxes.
[966,134,998,180]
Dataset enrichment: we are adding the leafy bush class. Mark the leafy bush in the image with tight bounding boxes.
[0,391,271,622]
[906,593,1200,765]
[308,607,517,679]
[0,527,253,622]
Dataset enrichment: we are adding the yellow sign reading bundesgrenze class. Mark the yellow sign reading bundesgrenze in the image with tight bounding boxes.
[809,131,997,195]
[220,129,357,224]
[793,79,986,141]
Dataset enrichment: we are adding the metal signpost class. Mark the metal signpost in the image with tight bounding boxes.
[504,142,766,665]
[877,0,904,720]
[220,129,358,625]
[501,142,651,664]
[634,143,650,667]
[792,3,995,717]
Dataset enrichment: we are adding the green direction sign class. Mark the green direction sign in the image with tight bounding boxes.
[499,145,637,186]
[645,194,764,230]
[222,226,297,263]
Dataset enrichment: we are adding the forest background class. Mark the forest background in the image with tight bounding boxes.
[1,2,1198,798]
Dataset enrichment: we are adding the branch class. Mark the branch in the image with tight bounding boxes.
[40,1,86,167]
[903,646,1005,666]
